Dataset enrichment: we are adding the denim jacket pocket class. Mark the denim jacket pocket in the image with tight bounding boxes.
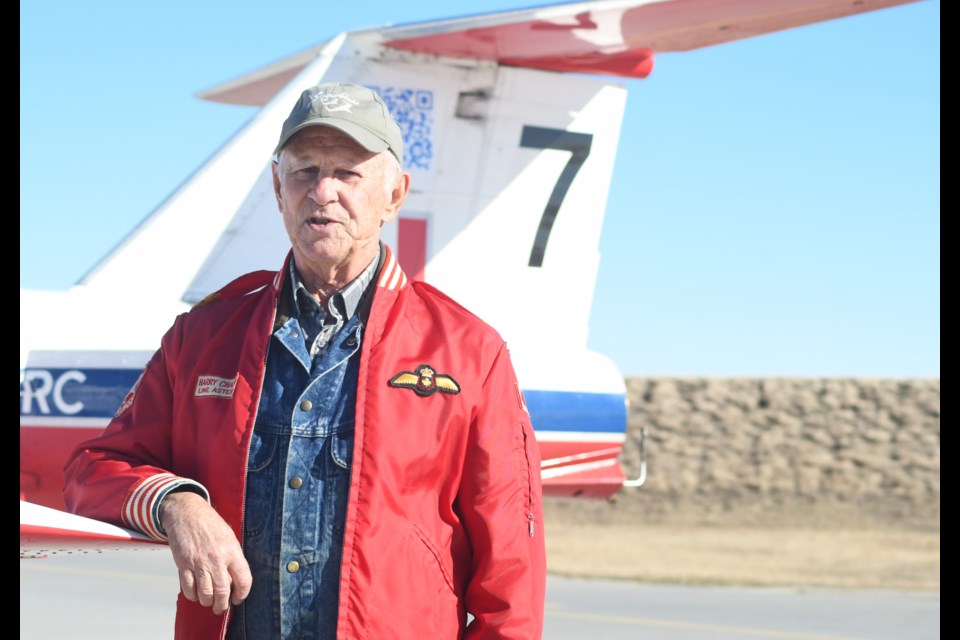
[242,430,283,539]
[330,422,355,470]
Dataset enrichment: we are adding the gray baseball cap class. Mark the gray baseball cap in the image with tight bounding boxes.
[274,82,403,165]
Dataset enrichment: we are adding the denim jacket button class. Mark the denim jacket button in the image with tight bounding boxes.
[300,400,313,411]
[289,476,303,489]
[286,560,301,573]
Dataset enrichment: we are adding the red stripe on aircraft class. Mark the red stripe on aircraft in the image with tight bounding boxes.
[398,218,427,282]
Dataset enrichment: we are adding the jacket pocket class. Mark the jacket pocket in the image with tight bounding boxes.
[242,430,282,539]
[410,522,456,595]
[330,422,354,470]
[360,522,463,637]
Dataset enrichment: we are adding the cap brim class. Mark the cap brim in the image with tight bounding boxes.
[274,118,390,156]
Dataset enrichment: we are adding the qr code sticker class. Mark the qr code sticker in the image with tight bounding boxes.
[370,86,434,171]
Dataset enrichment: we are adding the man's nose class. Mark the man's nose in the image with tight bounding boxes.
[310,174,339,205]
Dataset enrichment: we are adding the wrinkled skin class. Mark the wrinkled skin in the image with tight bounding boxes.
[273,126,410,301]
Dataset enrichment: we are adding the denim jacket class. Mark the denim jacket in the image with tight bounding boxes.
[228,256,375,639]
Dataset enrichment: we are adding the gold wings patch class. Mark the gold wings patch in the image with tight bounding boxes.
[389,364,461,397]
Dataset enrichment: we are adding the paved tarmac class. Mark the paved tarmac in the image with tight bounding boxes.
[21,549,939,639]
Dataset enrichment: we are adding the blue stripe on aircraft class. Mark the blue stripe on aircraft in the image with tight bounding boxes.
[524,390,626,435]
[21,367,627,435]
[20,368,141,419]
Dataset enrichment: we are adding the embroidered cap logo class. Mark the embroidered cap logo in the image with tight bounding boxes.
[311,91,358,113]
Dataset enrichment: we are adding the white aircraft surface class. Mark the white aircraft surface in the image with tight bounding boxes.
[21,0,925,551]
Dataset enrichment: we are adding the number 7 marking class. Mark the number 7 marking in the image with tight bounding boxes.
[520,126,593,267]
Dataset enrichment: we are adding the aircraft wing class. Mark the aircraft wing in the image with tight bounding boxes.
[197,0,917,106]
[20,500,167,559]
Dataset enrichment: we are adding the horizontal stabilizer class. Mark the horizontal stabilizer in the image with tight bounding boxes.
[198,0,917,105]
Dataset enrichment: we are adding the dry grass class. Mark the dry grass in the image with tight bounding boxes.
[544,521,940,591]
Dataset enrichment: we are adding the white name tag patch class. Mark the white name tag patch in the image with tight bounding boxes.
[195,374,238,399]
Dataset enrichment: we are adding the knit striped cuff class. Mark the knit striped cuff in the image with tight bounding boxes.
[120,474,210,541]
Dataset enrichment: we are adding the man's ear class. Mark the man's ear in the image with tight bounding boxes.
[382,171,411,225]
[272,161,283,210]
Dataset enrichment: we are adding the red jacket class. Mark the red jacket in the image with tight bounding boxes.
[63,246,546,639]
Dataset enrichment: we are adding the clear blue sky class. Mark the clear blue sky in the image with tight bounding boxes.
[20,0,939,378]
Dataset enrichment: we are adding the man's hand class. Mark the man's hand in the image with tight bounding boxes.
[159,491,252,615]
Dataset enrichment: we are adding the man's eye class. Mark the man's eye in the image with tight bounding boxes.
[291,167,319,180]
[336,169,360,180]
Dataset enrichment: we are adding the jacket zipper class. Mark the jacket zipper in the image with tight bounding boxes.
[335,321,363,633]
[520,425,536,538]
[221,300,278,640]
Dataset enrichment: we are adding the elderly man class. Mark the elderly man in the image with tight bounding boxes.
[63,82,546,639]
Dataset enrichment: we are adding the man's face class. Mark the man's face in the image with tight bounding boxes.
[273,126,408,282]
